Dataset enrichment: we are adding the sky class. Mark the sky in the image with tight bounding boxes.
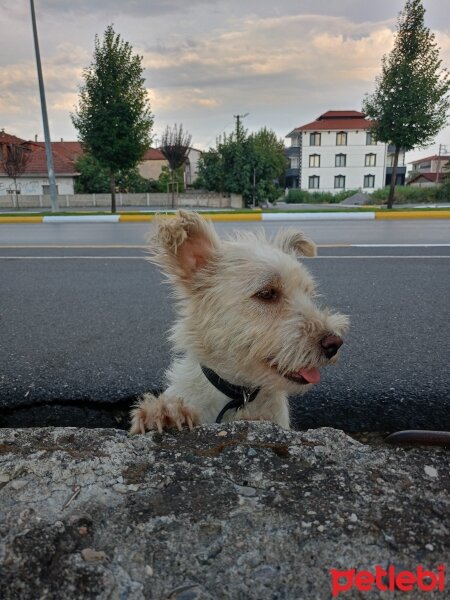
[1,0,449,166]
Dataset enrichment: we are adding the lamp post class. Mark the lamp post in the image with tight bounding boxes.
[30,0,58,212]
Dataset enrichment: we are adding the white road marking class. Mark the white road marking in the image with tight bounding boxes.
[0,243,449,249]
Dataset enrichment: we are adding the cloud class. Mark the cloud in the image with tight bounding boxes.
[1,1,449,151]
[142,15,398,91]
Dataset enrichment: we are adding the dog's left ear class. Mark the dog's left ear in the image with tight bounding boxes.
[274,229,317,257]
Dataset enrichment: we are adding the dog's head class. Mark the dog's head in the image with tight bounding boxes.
[150,210,349,392]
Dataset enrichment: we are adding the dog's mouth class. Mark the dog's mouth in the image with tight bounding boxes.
[268,362,321,385]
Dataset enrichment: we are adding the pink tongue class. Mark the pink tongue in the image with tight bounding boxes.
[298,367,321,384]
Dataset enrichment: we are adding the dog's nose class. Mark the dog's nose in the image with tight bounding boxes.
[321,335,343,359]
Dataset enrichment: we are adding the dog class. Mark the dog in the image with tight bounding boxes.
[130,210,348,434]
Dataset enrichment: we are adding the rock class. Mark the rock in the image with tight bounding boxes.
[0,423,448,599]
[339,192,371,205]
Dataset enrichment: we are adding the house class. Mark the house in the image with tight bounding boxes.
[138,147,202,186]
[407,172,448,187]
[0,129,201,194]
[184,148,202,186]
[0,131,79,195]
[138,148,168,180]
[407,154,450,187]
[285,111,406,193]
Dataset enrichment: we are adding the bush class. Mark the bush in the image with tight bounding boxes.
[369,186,439,204]
[436,178,450,201]
[286,189,359,204]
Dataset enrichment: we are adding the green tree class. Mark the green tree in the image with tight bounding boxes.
[75,153,160,194]
[158,165,185,194]
[437,160,450,201]
[362,0,450,208]
[74,154,110,193]
[248,128,287,206]
[197,122,286,206]
[72,25,153,212]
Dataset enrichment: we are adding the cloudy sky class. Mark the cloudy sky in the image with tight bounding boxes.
[1,0,449,164]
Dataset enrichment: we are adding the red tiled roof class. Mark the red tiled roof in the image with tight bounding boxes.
[36,141,83,162]
[291,110,374,133]
[318,110,365,120]
[1,131,164,175]
[407,172,447,184]
[409,155,450,164]
[0,132,78,176]
[143,148,166,160]
[0,131,31,146]
[25,146,78,175]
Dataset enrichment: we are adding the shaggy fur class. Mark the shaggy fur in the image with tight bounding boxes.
[130,210,349,433]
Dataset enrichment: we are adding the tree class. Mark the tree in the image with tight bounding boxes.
[72,25,153,212]
[197,123,287,206]
[159,124,192,207]
[1,142,32,208]
[362,0,450,208]
[248,128,287,206]
[437,159,450,201]
[74,153,160,194]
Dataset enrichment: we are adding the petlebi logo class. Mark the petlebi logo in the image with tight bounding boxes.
[330,565,446,597]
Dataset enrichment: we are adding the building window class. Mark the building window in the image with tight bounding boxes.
[335,153,346,167]
[365,153,376,167]
[336,132,347,146]
[309,154,320,168]
[309,175,320,189]
[366,132,377,145]
[290,156,299,169]
[309,132,321,146]
[290,136,300,147]
[334,175,345,189]
[364,175,375,188]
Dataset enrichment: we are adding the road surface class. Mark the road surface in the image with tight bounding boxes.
[1,219,449,431]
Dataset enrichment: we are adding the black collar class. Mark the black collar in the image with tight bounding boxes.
[201,365,260,424]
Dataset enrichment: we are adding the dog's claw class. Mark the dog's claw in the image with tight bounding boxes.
[130,394,199,434]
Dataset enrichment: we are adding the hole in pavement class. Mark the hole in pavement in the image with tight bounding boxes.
[0,395,142,430]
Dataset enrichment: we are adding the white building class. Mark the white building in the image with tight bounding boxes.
[285,111,406,193]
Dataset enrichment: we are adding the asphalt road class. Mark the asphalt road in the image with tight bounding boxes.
[1,219,449,431]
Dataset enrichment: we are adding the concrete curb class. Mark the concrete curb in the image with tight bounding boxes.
[0,210,449,223]
[375,210,450,219]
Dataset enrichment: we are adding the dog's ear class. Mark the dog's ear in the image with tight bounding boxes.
[274,229,317,257]
[150,210,220,281]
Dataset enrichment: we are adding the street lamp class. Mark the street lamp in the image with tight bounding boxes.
[30,0,59,212]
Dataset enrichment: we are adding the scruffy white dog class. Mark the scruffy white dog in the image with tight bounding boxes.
[130,210,348,434]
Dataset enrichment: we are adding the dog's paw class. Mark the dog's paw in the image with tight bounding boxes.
[129,393,199,434]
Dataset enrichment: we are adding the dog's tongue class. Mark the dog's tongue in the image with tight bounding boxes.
[298,367,321,384]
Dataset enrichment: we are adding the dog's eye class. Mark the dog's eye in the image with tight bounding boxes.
[254,287,280,302]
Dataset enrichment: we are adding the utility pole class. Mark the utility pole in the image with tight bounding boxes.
[435,144,448,184]
[233,113,249,140]
[30,0,59,212]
